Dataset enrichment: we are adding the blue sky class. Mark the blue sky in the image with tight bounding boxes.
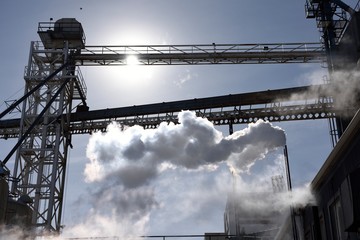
[2,0,357,238]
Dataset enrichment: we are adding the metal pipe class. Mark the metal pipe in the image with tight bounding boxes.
[284,145,298,239]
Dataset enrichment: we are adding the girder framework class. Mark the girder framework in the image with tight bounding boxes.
[69,101,338,134]
[64,43,324,66]
[10,41,86,232]
[305,0,360,145]
[305,0,356,45]
[0,85,350,138]
[66,86,344,134]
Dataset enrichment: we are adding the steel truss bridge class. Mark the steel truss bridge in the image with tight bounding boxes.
[0,0,359,235]
[0,84,346,138]
[76,42,324,65]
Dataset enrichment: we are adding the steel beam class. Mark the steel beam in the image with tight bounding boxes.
[0,84,350,138]
[77,43,324,65]
[31,42,325,66]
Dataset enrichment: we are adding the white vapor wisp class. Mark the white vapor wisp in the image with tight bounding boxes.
[61,111,287,238]
[290,69,360,117]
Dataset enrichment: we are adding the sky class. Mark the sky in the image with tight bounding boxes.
[1,0,359,239]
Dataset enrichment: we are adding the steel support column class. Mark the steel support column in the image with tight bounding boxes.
[10,41,84,233]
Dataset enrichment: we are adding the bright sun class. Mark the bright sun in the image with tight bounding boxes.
[126,55,140,65]
[122,55,150,81]
[104,54,157,86]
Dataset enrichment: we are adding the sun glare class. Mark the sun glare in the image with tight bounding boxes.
[126,55,140,65]
[104,54,157,86]
[122,55,151,81]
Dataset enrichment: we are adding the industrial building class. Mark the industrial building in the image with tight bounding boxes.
[0,0,360,239]
[224,191,285,239]
[223,106,360,238]
[301,109,360,239]
[225,2,360,239]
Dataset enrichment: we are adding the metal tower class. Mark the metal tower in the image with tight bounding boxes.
[9,19,86,232]
[306,0,359,144]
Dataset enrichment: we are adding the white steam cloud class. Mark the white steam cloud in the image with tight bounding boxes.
[66,111,286,237]
[289,69,360,117]
[325,69,360,112]
[2,111,317,239]
[0,226,30,240]
[85,111,286,185]
[227,156,316,236]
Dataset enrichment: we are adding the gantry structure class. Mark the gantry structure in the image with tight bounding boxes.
[0,0,359,235]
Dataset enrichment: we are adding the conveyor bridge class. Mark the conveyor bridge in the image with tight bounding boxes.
[0,85,345,138]
[32,42,325,66]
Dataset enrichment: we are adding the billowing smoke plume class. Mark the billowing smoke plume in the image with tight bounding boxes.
[85,111,286,182]
[61,111,286,237]
[85,111,285,186]
[2,111,316,239]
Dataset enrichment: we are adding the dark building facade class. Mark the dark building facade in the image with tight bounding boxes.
[224,110,360,240]
[302,110,360,239]
[300,9,360,240]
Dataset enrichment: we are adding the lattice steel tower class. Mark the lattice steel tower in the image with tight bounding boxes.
[10,18,87,232]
